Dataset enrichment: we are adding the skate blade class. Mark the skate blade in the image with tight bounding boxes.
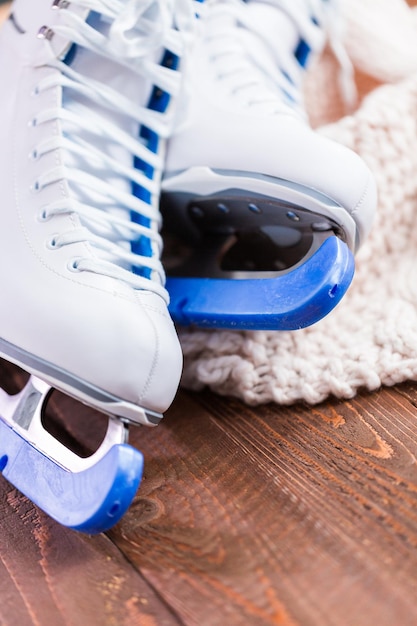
[165,236,354,330]
[0,375,143,533]
[0,338,163,428]
[161,186,355,330]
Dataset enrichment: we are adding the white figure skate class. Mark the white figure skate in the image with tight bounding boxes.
[0,0,196,532]
[161,0,377,330]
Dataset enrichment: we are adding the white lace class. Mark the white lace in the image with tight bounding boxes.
[273,0,357,107]
[32,0,198,301]
[200,0,355,116]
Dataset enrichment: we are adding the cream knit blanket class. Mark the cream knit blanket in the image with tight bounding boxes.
[178,0,417,405]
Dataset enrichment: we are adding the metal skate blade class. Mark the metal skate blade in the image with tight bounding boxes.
[0,375,143,533]
[0,341,163,427]
[161,187,356,329]
[165,236,355,330]
[0,375,128,470]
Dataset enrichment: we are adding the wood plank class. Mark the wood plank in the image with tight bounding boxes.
[107,385,417,626]
[0,471,183,626]
[0,476,185,625]
[0,361,183,626]
[2,362,417,625]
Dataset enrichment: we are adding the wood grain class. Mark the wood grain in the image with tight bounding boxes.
[3,360,417,625]
[106,386,417,626]
[0,361,182,626]
[0,482,184,626]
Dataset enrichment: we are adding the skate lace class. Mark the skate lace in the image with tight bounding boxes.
[201,0,354,116]
[31,0,198,301]
[273,0,357,107]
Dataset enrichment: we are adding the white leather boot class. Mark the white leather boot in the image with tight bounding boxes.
[162,0,377,330]
[0,0,195,424]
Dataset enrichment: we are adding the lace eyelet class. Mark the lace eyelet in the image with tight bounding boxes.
[67,258,81,272]
[38,208,50,222]
[52,0,70,8]
[29,148,39,160]
[31,180,41,193]
[31,86,40,97]
[28,118,38,128]
[47,236,59,249]
[37,25,55,41]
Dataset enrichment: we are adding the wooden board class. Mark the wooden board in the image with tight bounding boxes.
[1,355,417,625]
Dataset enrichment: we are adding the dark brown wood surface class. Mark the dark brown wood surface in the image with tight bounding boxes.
[1,357,417,626]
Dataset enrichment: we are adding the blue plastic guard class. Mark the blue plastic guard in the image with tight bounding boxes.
[0,419,143,534]
[167,236,354,331]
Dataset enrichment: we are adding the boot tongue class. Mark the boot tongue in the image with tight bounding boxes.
[212,1,305,111]
[244,2,300,61]
[61,11,152,262]
[245,0,328,68]
[67,11,150,110]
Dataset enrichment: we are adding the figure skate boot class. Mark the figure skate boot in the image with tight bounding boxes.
[161,0,377,330]
[0,0,194,532]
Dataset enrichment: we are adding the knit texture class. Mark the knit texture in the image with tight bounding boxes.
[178,0,417,405]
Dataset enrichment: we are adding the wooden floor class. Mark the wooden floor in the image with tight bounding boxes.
[1,358,417,626]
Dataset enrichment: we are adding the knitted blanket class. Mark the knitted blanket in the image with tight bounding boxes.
[178,0,417,405]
